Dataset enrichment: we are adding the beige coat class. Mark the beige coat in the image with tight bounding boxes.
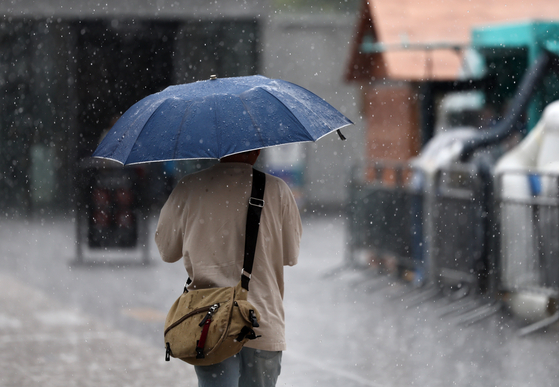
[155,162,302,351]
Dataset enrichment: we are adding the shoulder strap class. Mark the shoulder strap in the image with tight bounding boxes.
[241,168,266,291]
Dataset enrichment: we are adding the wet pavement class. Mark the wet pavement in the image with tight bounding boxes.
[0,273,197,387]
[1,212,559,386]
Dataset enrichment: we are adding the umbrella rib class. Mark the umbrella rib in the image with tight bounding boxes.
[256,87,316,139]
[94,106,151,164]
[213,97,221,157]
[174,100,193,159]
[260,83,353,140]
[123,99,169,164]
[239,98,266,145]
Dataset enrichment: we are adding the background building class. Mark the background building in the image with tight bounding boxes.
[0,0,363,215]
[262,12,363,209]
[345,0,559,167]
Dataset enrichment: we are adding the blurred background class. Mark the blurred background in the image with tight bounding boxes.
[4,1,559,385]
[0,0,363,217]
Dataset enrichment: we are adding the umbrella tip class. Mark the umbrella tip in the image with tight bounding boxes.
[210,74,217,80]
[337,129,347,141]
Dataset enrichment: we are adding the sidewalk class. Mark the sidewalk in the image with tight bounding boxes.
[3,214,559,386]
[0,273,197,387]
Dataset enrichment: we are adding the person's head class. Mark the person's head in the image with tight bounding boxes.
[220,149,261,165]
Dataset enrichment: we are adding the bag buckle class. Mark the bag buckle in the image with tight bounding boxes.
[165,342,172,361]
[241,269,252,279]
[249,197,264,208]
[249,309,259,327]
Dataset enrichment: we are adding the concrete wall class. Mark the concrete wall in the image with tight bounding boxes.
[2,0,267,19]
[0,2,364,212]
[262,13,365,210]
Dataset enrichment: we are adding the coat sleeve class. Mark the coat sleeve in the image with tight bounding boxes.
[154,184,185,263]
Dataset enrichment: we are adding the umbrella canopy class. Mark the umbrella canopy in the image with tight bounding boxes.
[93,75,353,165]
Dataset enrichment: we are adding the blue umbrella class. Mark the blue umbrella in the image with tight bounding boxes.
[93,75,353,165]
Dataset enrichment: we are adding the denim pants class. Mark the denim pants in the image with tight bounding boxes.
[194,347,282,387]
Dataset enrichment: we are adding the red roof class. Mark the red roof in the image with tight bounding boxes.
[346,0,559,81]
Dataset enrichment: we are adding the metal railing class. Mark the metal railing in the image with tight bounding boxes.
[346,161,422,278]
[494,170,559,334]
[346,159,500,325]
[429,164,487,291]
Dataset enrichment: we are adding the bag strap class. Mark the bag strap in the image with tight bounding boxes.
[241,168,266,291]
[184,168,266,293]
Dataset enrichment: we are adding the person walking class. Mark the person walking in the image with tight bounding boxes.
[155,149,302,387]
